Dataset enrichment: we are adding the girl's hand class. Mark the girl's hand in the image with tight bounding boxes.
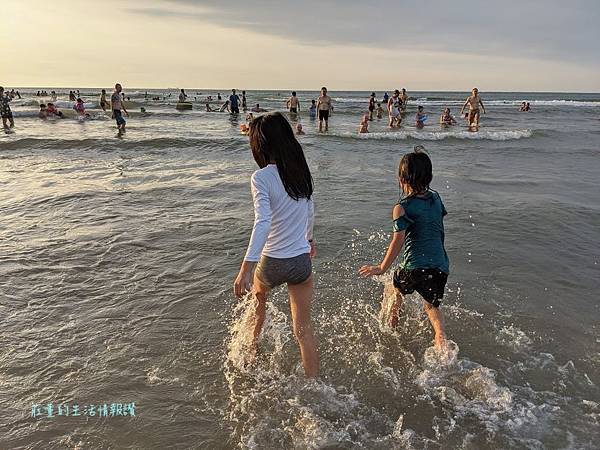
[310,240,317,258]
[359,265,384,277]
[234,268,253,298]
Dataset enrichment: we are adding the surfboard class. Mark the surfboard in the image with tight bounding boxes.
[176,102,193,111]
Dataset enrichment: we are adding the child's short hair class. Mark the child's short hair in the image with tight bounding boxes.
[399,146,433,194]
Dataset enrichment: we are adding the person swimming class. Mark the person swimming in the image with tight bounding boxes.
[416,106,427,129]
[439,108,456,127]
[296,123,305,135]
[73,98,86,116]
[39,104,48,119]
[46,103,63,118]
[359,114,369,133]
[219,100,230,112]
[252,104,267,113]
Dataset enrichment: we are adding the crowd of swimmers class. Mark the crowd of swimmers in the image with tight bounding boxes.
[3,85,539,134]
[357,87,488,133]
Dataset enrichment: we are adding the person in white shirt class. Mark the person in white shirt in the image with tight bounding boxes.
[234,112,319,378]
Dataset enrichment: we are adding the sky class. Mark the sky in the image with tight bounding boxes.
[2,0,599,91]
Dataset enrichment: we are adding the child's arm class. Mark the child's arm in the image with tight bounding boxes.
[234,172,272,297]
[307,196,316,257]
[359,204,406,277]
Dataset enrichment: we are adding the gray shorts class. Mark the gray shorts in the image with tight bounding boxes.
[255,253,312,289]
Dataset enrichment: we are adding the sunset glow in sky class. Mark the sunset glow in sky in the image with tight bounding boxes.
[2,0,599,91]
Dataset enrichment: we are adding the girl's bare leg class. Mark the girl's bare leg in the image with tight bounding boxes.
[251,275,270,346]
[288,276,320,378]
[423,302,447,349]
[390,289,404,328]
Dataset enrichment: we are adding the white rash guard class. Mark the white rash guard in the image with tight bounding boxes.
[244,164,314,262]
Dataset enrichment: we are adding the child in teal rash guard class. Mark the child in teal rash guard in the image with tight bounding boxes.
[359,146,450,349]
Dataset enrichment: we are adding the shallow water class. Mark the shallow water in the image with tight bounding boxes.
[1,89,599,449]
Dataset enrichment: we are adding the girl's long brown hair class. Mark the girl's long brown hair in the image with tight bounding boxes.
[249,112,313,200]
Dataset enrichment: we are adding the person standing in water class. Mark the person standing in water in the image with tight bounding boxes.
[388,89,402,128]
[111,83,129,133]
[287,91,300,114]
[0,87,15,130]
[368,92,376,120]
[179,88,188,102]
[234,112,319,378]
[400,88,409,113]
[316,87,332,132]
[229,89,240,114]
[309,99,317,119]
[360,146,450,350]
[242,90,247,110]
[460,87,486,127]
[440,108,457,127]
[100,89,108,111]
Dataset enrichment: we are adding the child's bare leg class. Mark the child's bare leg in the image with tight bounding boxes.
[390,289,404,328]
[423,302,447,349]
[288,276,319,378]
[251,275,270,348]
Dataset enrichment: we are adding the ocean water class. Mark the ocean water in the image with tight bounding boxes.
[1,89,599,449]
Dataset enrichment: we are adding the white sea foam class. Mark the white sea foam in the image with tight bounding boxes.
[335,129,533,141]
[498,324,533,351]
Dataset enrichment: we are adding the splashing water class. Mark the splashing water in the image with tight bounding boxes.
[220,235,599,449]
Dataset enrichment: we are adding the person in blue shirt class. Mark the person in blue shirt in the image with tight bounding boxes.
[360,146,450,350]
[229,89,240,114]
[309,99,317,119]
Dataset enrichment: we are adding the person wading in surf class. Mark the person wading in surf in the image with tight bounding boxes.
[460,87,486,128]
[360,146,450,350]
[234,112,319,378]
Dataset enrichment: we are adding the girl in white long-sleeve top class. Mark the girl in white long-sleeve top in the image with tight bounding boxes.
[234,112,319,378]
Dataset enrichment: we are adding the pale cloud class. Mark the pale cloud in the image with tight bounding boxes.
[2,0,598,91]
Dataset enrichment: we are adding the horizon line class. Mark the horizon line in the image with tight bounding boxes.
[4,86,600,95]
